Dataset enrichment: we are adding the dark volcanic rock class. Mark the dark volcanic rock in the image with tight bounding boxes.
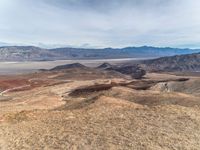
[97,63,113,70]
[114,65,146,79]
[97,63,146,79]
[50,63,86,71]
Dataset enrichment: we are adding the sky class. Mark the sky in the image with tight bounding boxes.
[0,0,200,48]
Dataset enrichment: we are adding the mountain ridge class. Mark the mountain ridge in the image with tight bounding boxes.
[0,45,199,61]
[140,52,200,72]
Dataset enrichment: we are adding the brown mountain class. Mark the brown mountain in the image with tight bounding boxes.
[141,53,200,72]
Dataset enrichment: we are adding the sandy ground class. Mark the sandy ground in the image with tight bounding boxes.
[0,72,200,149]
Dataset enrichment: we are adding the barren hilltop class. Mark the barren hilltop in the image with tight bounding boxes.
[0,53,200,149]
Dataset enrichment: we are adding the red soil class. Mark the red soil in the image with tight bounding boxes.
[0,79,29,90]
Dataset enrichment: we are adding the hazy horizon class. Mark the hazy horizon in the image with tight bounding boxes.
[0,43,200,50]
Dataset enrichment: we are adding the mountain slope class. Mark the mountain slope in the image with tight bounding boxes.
[0,46,199,61]
[141,53,200,72]
[0,46,59,61]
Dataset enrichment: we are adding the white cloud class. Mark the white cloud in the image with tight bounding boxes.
[0,0,200,48]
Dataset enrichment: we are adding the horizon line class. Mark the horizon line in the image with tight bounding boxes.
[0,44,199,50]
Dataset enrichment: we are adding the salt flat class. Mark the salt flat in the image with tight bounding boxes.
[0,58,150,74]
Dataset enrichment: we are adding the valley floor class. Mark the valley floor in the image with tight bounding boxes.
[0,71,200,150]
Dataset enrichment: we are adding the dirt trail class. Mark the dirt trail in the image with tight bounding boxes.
[0,85,31,95]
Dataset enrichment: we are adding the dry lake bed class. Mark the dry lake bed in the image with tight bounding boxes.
[0,58,151,74]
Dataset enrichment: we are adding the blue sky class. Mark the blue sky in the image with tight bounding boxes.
[0,0,200,48]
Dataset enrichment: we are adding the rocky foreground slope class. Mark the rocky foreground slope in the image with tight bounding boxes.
[0,67,200,149]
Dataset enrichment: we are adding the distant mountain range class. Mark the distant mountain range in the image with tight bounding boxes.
[0,45,200,61]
